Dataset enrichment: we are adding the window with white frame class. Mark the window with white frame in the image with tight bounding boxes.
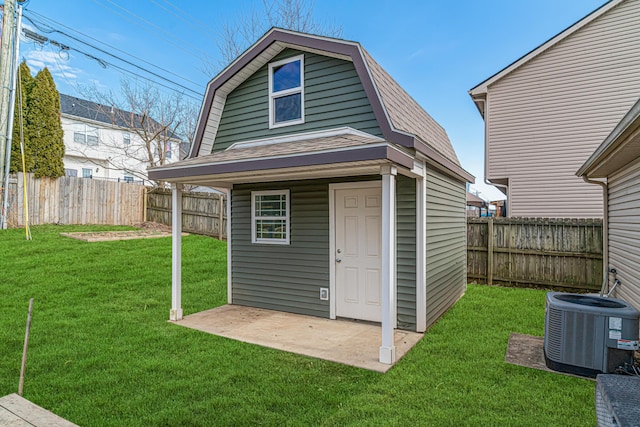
[82,168,93,178]
[123,132,131,145]
[251,190,290,244]
[73,124,99,146]
[123,175,134,183]
[165,141,172,159]
[268,55,304,128]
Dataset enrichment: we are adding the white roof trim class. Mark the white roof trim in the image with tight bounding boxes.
[469,0,624,96]
[228,127,383,150]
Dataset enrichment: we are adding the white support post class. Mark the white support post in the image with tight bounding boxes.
[380,165,397,364]
[226,188,232,304]
[170,183,183,321]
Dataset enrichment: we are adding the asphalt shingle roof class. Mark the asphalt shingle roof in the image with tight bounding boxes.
[59,93,180,140]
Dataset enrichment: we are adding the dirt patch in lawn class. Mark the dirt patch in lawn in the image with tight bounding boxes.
[60,222,187,242]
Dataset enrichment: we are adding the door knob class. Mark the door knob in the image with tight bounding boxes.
[336,258,342,263]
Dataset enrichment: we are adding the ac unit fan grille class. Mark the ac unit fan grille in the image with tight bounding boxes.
[546,306,563,360]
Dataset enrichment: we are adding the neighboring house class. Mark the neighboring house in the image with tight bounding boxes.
[577,96,640,314]
[60,94,182,183]
[469,0,640,218]
[466,192,487,217]
[149,29,473,365]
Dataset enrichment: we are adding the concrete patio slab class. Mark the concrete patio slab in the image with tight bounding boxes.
[172,305,423,373]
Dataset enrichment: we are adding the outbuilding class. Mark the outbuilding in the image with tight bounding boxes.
[149,29,473,364]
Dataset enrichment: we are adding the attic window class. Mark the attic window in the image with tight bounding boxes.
[268,55,304,128]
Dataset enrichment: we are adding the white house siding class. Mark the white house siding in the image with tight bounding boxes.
[486,0,640,218]
[607,156,640,312]
[61,116,179,181]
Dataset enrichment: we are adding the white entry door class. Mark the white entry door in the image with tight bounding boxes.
[335,185,382,322]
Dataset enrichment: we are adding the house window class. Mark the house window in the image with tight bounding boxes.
[82,168,93,178]
[251,190,290,244]
[268,55,304,128]
[74,124,99,146]
[65,168,78,177]
[73,132,85,144]
[165,142,172,159]
[123,133,131,145]
[123,175,134,183]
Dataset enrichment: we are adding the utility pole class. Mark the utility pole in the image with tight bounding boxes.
[2,3,21,229]
[0,0,17,228]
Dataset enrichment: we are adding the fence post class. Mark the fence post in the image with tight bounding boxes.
[143,187,147,223]
[487,217,494,286]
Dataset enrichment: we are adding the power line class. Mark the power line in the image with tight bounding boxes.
[21,27,203,101]
[91,0,216,66]
[24,9,205,89]
[21,15,203,98]
[149,0,219,44]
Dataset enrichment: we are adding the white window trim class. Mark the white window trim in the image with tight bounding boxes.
[74,123,99,146]
[251,189,290,245]
[268,55,305,129]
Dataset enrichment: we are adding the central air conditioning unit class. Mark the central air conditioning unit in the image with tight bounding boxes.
[544,292,640,378]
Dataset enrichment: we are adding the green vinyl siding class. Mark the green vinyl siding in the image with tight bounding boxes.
[213,49,382,152]
[396,175,417,331]
[231,177,378,318]
[425,165,467,329]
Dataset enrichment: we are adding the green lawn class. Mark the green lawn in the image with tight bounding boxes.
[1,225,595,426]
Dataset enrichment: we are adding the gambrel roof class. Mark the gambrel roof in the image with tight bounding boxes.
[189,28,471,182]
[469,0,624,117]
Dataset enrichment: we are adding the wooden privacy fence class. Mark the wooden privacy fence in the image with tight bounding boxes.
[467,217,603,291]
[6,173,145,226]
[146,189,227,239]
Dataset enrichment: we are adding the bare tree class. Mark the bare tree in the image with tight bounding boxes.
[176,99,200,159]
[75,79,198,186]
[209,0,342,73]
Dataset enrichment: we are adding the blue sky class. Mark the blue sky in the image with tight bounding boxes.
[14,0,607,200]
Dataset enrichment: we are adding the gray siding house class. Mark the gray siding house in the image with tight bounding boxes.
[577,97,640,315]
[149,29,473,365]
[469,0,640,218]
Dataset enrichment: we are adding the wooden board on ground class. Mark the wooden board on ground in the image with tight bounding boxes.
[60,229,187,242]
[0,393,78,426]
